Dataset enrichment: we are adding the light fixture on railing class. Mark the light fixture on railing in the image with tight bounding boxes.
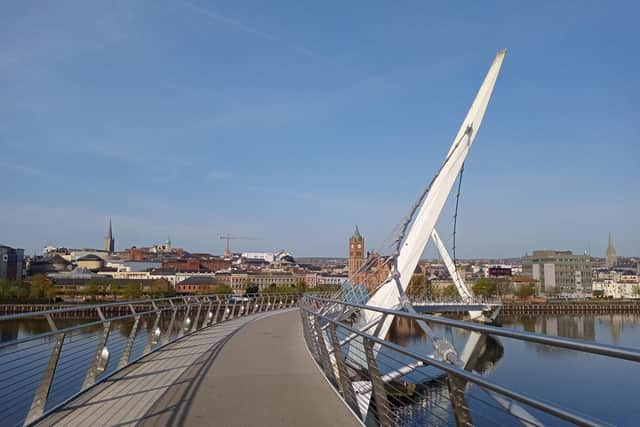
[240,305,245,313]
[183,317,191,331]
[207,311,213,322]
[150,327,161,346]
[97,347,110,373]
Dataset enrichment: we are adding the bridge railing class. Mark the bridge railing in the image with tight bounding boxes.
[300,295,640,427]
[0,292,309,426]
[409,296,501,306]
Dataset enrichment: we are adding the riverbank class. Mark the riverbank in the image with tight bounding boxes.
[502,300,640,314]
[0,303,156,317]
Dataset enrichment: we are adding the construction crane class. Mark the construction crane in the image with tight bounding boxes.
[219,234,257,258]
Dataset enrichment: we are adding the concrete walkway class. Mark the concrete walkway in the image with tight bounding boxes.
[165,309,361,427]
[38,309,360,427]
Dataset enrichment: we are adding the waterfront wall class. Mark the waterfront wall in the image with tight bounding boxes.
[502,301,640,314]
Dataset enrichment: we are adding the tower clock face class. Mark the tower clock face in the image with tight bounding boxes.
[351,244,354,249]
[357,244,361,249]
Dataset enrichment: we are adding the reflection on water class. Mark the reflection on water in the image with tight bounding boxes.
[2,312,640,426]
[385,313,640,426]
[0,313,180,425]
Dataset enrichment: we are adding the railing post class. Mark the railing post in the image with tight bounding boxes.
[212,296,222,324]
[239,300,246,316]
[252,296,260,314]
[144,303,162,354]
[312,316,336,384]
[229,298,237,320]
[178,298,191,338]
[363,337,393,427]
[25,319,65,425]
[204,297,214,327]
[300,311,319,361]
[447,373,473,427]
[162,303,178,345]
[82,308,111,390]
[190,297,202,332]
[328,323,361,418]
[118,304,140,368]
[221,298,230,321]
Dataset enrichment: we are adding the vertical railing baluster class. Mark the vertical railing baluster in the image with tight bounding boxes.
[229,298,236,320]
[447,373,473,427]
[203,297,213,328]
[25,315,65,425]
[190,297,202,332]
[328,323,361,418]
[143,302,161,354]
[221,298,230,321]
[82,308,111,390]
[118,304,140,369]
[212,296,222,324]
[162,302,178,345]
[363,337,392,427]
[312,316,336,384]
[178,297,191,338]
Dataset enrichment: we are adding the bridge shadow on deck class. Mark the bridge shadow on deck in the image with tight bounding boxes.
[37,310,358,427]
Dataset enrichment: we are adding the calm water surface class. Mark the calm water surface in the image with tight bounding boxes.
[388,313,640,426]
[1,313,639,426]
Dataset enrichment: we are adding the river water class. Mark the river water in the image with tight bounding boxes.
[387,313,640,426]
[1,313,639,426]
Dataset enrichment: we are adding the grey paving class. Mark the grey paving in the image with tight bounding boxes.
[37,309,360,427]
[174,309,361,427]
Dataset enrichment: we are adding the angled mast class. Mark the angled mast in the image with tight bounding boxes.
[365,50,507,335]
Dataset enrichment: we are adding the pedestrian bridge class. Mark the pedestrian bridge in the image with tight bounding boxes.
[1,294,640,426]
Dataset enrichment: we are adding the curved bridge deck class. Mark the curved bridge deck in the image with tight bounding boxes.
[37,309,359,427]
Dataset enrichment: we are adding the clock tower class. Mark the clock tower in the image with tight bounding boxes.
[348,225,365,277]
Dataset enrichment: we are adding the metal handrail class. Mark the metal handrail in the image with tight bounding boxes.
[0,293,308,351]
[308,296,640,362]
[0,292,302,321]
[0,292,313,426]
[300,305,602,427]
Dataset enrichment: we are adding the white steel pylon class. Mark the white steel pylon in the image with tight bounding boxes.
[364,49,507,340]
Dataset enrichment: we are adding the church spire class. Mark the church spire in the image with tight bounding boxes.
[104,218,115,254]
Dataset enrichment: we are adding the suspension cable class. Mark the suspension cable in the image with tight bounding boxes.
[452,162,465,268]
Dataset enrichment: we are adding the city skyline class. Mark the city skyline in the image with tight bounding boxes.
[2,1,639,257]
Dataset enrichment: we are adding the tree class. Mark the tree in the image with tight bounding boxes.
[149,279,170,297]
[245,285,259,295]
[212,284,233,295]
[515,283,536,298]
[407,274,426,298]
[472,278,496,297]
[295,279,308,293]
[28,275,56,302]
[442,285,459,298]
[83,279,101,299]
[123,282,142,300]
[110,283,122,298]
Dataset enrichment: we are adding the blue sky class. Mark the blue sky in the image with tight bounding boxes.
[1,0,638,258]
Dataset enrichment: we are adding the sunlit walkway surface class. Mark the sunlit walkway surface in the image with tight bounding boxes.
[37,309,359,427]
